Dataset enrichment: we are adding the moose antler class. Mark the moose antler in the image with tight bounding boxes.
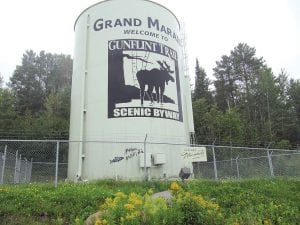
[163,61,174,73]
[157,60,165,70]
[157,60,174,73]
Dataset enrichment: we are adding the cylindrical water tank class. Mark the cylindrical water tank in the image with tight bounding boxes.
[68,0,194,181]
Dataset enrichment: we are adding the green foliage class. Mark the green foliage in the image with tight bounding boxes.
[192,98,210,141]
[0,181,168,224]
[0,179,299,225]
[218,108,245,145]
[82,182,223,225]
[0,74,4,88]
[187,178,300,225]
[193,58,212,104]
[288,79,300,131]
[192,100,245,145]
[44,88,71,120]
[0,50,72,139]
[10,50,45,115]
[275,139,292,149]
[9,50,72,116]
[0,88,17,130]
[192,43,300,147]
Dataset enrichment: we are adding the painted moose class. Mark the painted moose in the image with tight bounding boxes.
[136,60,175,106]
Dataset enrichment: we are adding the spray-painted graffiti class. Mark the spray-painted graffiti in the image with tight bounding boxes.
[125,148,144,160]
[110,156,124,164]
[110,148,144,164]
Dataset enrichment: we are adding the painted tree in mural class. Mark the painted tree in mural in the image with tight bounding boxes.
[107,50,152,116]
[108,49,175,112]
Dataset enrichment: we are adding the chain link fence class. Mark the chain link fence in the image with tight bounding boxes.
[0,140,299,187]
[0,146,33,184]
[193,145,300,180]
[0,141,68,186]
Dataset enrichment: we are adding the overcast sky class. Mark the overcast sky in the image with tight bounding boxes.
[0,0,299,84]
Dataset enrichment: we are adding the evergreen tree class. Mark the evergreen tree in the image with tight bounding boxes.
[0,88,17,130]
[287,79,300,144]
[9,50,72,115]
[213,55,236,111]
[193,58,212,104]
[10,50,45,115]
[0,74,3,88]
[1,50,72,139]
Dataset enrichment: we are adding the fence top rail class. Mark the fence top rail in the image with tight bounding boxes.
[212,145,300,153]
[0,139,146,144]
[0,139,65,143]
[32,162,67,165]
[1,139,300,152]
[271,152,300,157]
[205,152,300,163]
[0,139,187,145]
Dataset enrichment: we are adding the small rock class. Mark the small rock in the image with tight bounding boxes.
[84,211,103,225]
[151,190,172,204]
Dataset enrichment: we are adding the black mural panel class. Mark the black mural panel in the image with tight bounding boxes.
[107,39,182,122]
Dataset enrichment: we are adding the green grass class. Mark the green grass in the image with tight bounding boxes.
[0,178,299,224]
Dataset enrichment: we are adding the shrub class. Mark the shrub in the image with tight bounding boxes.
[95,182,224,225]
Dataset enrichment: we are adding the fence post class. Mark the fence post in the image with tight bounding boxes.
[28,158,33,182]
[24,158,28,183]
[14,150,18,184]
[18,154,21,183]
[235,156,240,180]
[267,150,274,177]
[0,145,7,184]
[143,134,148,181]
[212,143,218,181]
[55,141,60,188]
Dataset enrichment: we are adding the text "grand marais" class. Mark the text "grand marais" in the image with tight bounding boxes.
[93,17,179,42]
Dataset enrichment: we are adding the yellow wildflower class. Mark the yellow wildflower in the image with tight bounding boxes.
[74,218,80,225]
[128,192,143,205]
[192,194,219,209]
[102,197,116,209]
[94,218,108,225]
[231,221,240,225]
[115,191,126,199]
[263,219,273,225]
[170,181,181,191]
[124,203,135,210]
[94,218,102,225]
[125,211,139,220]
[147,188,153,195]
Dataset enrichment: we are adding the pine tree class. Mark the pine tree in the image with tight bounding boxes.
[193,58,212,104]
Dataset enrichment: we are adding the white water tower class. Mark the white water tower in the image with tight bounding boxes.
[68,0,194,181]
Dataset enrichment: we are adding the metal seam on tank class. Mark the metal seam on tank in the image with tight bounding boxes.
[74,0,180,31]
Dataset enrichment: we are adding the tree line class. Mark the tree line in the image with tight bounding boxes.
[193,43,300,148]
[0,44,299,148]
[0,50,72,139]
